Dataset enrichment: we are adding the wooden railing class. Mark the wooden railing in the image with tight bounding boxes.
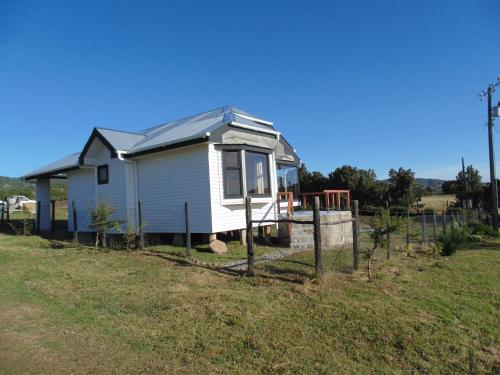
[301,190,350,210]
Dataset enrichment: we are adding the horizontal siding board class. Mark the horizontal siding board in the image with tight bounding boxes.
[67,169,95,232]
[137,144,212,233]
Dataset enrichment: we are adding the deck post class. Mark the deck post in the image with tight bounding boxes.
[35,178,51,232]
[245,197,254,275]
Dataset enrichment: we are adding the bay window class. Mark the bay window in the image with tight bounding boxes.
[245,151,270,196]
[277,165,299,196]
[222,149,271,198]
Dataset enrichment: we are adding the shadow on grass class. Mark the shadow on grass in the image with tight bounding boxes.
[142,250,308,285]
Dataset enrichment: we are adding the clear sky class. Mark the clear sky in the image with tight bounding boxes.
[1,0,499,180]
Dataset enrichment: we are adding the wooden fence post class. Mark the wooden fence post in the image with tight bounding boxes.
[1,199,5,229]
[36,201,41,233]
[433,209,437,243]
[245,197,254,275]
[406,205,410,248]
[386,201,391,259]
[72,200,78,244]
[138,201,144,249]
[313,196,322,278]
[442,210,446,234]
[352,200,360,271]
[421,212,426,246]
[51,200,56,237]
[6,200,10,225]
[185,201,191,257]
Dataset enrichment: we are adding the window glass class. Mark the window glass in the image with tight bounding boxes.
[97,165,109,185]
[246,152,270,196]
[223,151,242,197]
[277,165,300,196]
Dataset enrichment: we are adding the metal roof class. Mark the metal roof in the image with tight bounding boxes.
[23,106,277,179]
[23,153,80,179]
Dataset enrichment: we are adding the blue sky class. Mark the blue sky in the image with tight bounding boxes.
[1,0,499,180]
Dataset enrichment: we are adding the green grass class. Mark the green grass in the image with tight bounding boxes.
[0,233,498,373]
[148,240,281,265]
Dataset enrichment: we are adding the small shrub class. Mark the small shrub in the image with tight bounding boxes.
[469,223,499,238]
[88,201,123,249]
[123,219,137,250]
[437,223,470,256]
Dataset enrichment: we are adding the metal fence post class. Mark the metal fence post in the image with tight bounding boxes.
[185,201,191,257]
[245,197,254,275]
[352,200,360,271]
[313,196,322,277]
[72,200,78,244]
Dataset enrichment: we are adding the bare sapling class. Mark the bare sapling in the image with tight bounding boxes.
[123,218,137,250]
[89,201,123,249]
[364,209,401,282]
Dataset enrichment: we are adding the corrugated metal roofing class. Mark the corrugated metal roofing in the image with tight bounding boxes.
[23,106,276,179]
[23,153,80,179]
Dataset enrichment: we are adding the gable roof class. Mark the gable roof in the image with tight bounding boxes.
[23,106,278,180]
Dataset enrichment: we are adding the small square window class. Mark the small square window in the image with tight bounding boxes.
[97,165,109,185]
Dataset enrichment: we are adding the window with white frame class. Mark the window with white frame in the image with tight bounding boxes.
[222,149,271,198]
[245,151,270,196]
[222,151,243,197]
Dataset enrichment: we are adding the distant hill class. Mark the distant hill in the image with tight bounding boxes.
[415,178,446,192]
[0,176,67,200]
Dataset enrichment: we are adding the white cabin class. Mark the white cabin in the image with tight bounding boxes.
[23,106,300,239]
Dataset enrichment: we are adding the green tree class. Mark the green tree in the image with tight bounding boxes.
[327,165,386,206]
[387,167,422,206]
[299,164,327,192]
[455,165,482,207]
[441,180,457,194]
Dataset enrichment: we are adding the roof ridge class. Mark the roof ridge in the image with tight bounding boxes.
[137,106,227,135]
[96,127,144,136]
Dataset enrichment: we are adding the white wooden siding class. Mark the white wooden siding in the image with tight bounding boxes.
[94,145,127,231]
[136,144,212,233]
[208,144,278,233]
[67,168,95,231]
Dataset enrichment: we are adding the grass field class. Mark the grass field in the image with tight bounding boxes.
[0,233,498,374]
[420,194,456,211]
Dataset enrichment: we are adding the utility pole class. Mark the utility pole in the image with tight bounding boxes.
[461,157,468,203]
[480,78,500,230]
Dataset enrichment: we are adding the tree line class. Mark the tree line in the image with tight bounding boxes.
[299,164,426,209]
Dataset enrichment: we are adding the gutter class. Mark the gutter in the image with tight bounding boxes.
[117,151,140,234]
[124,133,210,159]
[229,121,281,139]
